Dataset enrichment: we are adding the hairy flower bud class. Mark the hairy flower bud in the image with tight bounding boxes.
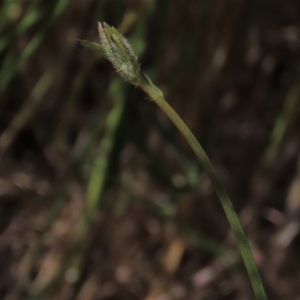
[79,22,142,85]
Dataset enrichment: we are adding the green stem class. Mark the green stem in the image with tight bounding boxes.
[139,76,267,300]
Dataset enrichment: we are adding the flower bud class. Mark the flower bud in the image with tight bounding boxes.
[79,22,142,85]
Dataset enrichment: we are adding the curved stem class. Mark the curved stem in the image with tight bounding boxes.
[140,77,267,300]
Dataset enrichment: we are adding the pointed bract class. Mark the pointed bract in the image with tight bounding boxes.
[77,39,107,58]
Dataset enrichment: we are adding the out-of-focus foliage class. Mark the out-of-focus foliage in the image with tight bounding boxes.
[0,0,300,299]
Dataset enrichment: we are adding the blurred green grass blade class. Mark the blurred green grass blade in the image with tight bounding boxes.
[0,0,71,96]
[0,7,40,52]
[0,71,53,158]
[0,0,16,29]
[84,79,126,226]
[263,81,300,166]
[73,92,112,164]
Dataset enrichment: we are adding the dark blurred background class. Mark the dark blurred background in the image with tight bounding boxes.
[1,0,300,299]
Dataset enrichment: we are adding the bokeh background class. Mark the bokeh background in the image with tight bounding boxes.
[1,0,300,299]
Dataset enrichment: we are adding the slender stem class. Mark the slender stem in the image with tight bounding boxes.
[140,77,267,300]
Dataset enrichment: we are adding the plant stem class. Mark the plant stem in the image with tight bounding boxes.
[140,76,267,300]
